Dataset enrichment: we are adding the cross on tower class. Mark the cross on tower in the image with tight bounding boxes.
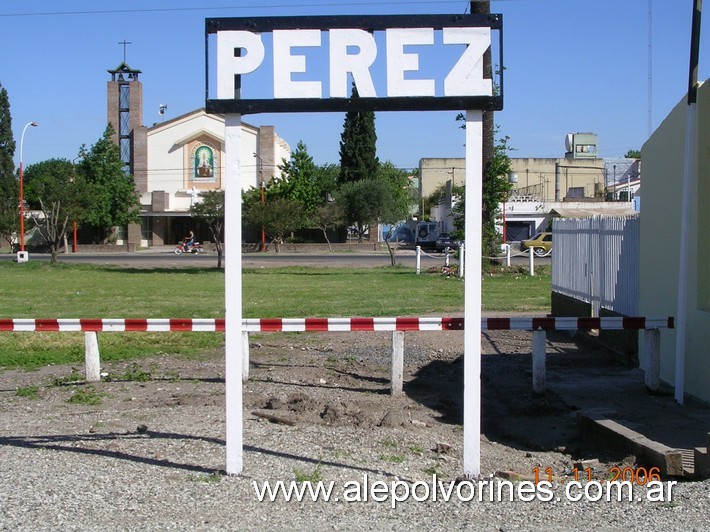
[118,40,132,62]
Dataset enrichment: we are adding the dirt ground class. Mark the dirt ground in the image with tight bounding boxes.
[1,326,641,481]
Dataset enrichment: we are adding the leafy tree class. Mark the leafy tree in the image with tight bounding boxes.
[309,201,344,252]
[624,149,641,159]
[312,163,339,203]
[244,150,340,247]
[422,182,465,221]
[76,124,140,243]
[23,158,90,262]
[375,162,411,224]
[0,82,17,247]
[338,84,379,185]
[452,135,514,259]
[271,141,321,214]
[190,189,224,268]
[243,197,307,252]
[336,164,409,247]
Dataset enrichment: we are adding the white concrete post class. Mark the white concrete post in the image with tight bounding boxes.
[391,331,404,396]
[505,244,511,267]
[242,331,250,384]
[445,248,450,267]
[84,332,101,383]
[459,242,465,278]
[415,246,421,275]
[529,247,535,276]
[224,113,244,476]
[644,328,661,391]
[532,329,546,394]
[463,109,483,478]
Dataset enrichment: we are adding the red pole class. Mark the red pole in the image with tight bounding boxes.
[19,162,25,252]
[72,220,77,253]
[502,199,507,243]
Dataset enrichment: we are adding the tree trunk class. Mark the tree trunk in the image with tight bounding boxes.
[472,0,496,257]
[471,1,494,172]
[322,229,333,252]
[384,237,398,266]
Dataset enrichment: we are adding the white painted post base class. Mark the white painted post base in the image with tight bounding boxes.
[644,328,660,391]
[16,251,29,263]
[84,332,101,382]
[532,329,546,394]
[415,246,421,275]
[529,248,535,276]
[391,331,404,396]
[242,331,250,383]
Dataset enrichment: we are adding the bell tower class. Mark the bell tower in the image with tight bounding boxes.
[107,40,147,192]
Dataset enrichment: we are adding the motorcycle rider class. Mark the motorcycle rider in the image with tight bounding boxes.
[184,229,195,251]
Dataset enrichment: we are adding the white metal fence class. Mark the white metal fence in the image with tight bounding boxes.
[552,216,639,316]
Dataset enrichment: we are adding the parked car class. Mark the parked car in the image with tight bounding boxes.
[435,232,459,252]
[521,232,552,257]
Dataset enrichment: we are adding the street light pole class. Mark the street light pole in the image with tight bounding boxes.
[71,156,82,253]
[253,152,266,252]
[18,121,38,260]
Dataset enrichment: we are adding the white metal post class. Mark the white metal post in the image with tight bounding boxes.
[463,110,483,478]
[224,114,243,475]
[415,245,421,275]
[505,244,511,267]
[529,247,535,276]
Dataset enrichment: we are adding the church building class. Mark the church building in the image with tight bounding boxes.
[106,60,290,249]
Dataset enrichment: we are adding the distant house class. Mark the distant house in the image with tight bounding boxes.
[639,81,710,403]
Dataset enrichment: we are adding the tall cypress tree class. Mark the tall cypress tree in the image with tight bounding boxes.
[338,84,379,184]
[0,82,18,245]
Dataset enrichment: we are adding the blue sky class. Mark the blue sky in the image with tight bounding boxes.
[1,0,706,169]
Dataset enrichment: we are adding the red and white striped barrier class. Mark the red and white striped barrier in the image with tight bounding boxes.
[0,316,673,404]
[0,316,675,333]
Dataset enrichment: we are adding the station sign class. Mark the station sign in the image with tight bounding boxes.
[205,14,503,114]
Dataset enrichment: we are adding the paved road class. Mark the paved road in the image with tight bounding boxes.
[0,249,549,269]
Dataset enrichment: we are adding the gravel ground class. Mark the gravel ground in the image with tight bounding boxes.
[1,330,708,531]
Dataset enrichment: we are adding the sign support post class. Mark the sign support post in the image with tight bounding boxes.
[463,109,483,478]
[224,113,244,475]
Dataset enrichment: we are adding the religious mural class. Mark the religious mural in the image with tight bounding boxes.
[190,141,218,183]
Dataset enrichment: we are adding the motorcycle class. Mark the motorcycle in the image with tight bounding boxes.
[174,241,204,255]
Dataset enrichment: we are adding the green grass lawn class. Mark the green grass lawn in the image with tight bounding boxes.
[0,262,550,369]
